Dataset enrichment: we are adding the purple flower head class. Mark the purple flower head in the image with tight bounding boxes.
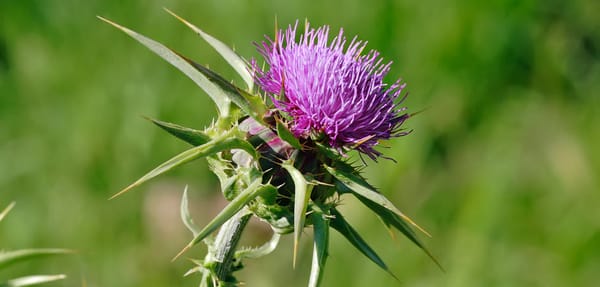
[253,22,410,159]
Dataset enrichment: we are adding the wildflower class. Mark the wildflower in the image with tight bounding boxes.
[254,22,410,159]
[102,13,437,287]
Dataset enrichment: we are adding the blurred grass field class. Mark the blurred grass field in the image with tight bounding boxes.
[1,0,599,286]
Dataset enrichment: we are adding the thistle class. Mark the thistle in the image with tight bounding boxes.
[254,22,410,159]
[100,10,438,287]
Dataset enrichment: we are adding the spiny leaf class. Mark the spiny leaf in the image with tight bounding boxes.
[180,186,201,236]
[165,8,254,91]
[314,143,342,161]
[329,208,396,279]
[112,135,256,199]
[0,249,73,269]
[146,117,210,146]
[0,202,15,222]
[97,16,230,116]
[178,54,266,123]
[235,232,281,259]
[356,196,443,271]
[282,160,314,267]
[0,275,66,287]
[324,164,443,270]
[308,208,329,287]
[173,181,276,261]
[184,264,209,277]
[276,117,302,150]
[323,164,430,237]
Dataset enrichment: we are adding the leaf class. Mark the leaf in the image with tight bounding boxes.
[314,143,342,161]
[276,118,302,150]
[111,134,256,199]
[356,196,443,270]
[0,202,15,222]
[146,117,210,146]
[173,181,276,261]
[323,164,430,237]
[308,208,329,287]
[180,186,201,236]
[324,164,443,270]
[329,208,396,279]
[184,264,209,277]
[179,54,266,123]
[0,249,73,269]
[97,16,230,116]
[0,275,66,287]
[282,160,313,267]
[164,9,254,91]
[235,232,281,259]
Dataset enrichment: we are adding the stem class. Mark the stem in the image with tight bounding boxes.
[204,209,252,286]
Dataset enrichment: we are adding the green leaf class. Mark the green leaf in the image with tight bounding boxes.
[308,208,329,287]
[276,118,302,150]
[180,186,201,236]
[324,164,443,270]
[97,16,231,116]
[146,117,210,146]
[164,9,254,91]
[356,196,443,270]
[0,249,73,269]
[0,275,66,287]
[178,54,266,123]
[235,232,281,259]
[173,181,276,260]
[111,134,256,199]
[314,143,342,161]
[282,160,314,267]
[323,164,430,237]
[329,208,396,279]
[0,202,15,222]
[184,264,209,277]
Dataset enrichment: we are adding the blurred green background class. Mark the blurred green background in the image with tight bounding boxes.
[1,0,599,286]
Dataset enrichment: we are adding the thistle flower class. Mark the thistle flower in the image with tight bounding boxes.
[101,12,437,287]
[254,22,410,159]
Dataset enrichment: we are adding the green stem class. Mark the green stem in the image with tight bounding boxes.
[204,209,252,286]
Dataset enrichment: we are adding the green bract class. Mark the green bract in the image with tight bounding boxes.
[100,10,438,287]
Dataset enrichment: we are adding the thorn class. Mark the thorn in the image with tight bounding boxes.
[164,8,200,36]
[399,214,432,238]
[292,240,298,269]
[164,7,181,21]
[387,227,397,240]
[408,106,428,118]
[0,202,16,221]
[108,183,137,200]
[172,244,191,262]
[425,248,445,272]
[97,15,119,28]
